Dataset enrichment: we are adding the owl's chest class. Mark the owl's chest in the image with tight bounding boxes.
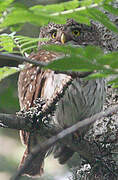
[42,72,106,127]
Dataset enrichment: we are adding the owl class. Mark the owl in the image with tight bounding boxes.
[18,19,106,177]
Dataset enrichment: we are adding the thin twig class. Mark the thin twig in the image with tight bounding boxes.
[51,3,98,16]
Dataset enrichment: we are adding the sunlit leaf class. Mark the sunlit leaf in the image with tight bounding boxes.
[43,45,103,61]
[0,0,14,13]
[31,0,79,14]
[85,72,109,80]
[0,6,49,28]
[21,45,37,54]
[103,4,118,16]
[0,67,18,81]
[97,52,118,66]
[108,77,118,85]
[46,56,103,71]
[111,84,118,88]
[0,34,15,52]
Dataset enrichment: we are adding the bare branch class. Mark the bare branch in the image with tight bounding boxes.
[10,104,118,180]
[0,113,32,131]
[0,53,47,67]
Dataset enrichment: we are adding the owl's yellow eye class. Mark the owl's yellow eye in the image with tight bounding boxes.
[51,31,57,39]
[72,30,80,37]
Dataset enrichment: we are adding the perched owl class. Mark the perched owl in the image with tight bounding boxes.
[18,19,111,177]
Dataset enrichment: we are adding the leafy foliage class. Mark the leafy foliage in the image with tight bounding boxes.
[43,45,104,71]
[0,0,113,28]
[0,0,118,88]
[0,67,18,81]
[0,33,48,54]
[43,45,118,87]
[0,0,14,14]
[0,33,15,52]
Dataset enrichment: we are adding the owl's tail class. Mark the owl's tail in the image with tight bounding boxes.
[19,131,47,177]
[19,146,46,177]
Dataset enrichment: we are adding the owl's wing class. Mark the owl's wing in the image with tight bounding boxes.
[18,50,58,111]
[18,50,57,144]
[18,63,42,110]
[18,50,61,177]
[18,61,47,146]
[18,50,59,142]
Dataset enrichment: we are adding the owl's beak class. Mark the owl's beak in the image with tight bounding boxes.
[61,33,66,44]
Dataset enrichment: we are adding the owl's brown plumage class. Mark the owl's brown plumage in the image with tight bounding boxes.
[18,19,107,177]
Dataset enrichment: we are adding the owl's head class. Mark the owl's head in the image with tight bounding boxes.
[38,19,101,48]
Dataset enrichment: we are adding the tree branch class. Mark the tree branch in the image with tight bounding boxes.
[1,105,117,133]
[6,104,118,180]
[0,113,32,131]
[0,53,47,67]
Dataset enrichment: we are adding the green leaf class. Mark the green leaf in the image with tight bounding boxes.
[80,0,102,6]
[43,44,101,53]
[107,75,118,88]
[13,35,48,54]
[87,8,118,33]
[97,52,118,66]
[46,56,103,71]
[0,32,49,54]
[85,72,109,80]
[81,46,103,60]
[0,1,90,28]
[0,34,15,52]
[44,45,118,74]
[31,0,79,14]
[42,44,73,54]
[0,67,18,81]
[10,24,24,32]
[15,37,48,45]
[103,0,114,3]
[21,45,37,54]
[43,45,103,61]
[103,4,118,16]
[29,0,105,25]
[108,77,118,85]
[0,6,49,28]
[111,84,118,88]
[0,0,14,13]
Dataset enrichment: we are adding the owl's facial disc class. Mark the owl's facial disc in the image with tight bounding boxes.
[38,19,101,48]
[39,21,81,46]
[50,28,81,45]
